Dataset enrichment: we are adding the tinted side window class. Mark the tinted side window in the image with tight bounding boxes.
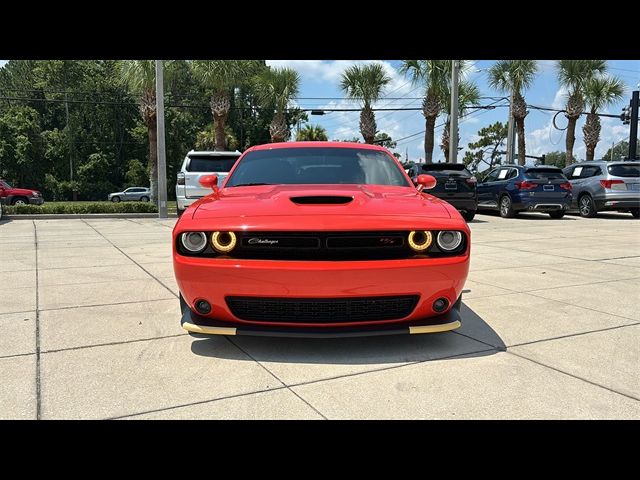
[581,166,602,178]
[608,164,640,178]
[506,168,518,180]
[484,169,500,182]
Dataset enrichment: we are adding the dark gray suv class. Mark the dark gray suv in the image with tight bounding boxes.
[562,161,640,218]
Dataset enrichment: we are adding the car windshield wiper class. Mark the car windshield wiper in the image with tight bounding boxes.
[230,183,274,187]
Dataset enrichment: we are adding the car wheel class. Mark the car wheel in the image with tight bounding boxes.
[462,211,476,222]
[111,196,121,203]
[549,211,565,219]
[630,208,640,219]
[578,194,596,218]
[140,196,150,202]
[499,195,515,218]
[12,197,28,205]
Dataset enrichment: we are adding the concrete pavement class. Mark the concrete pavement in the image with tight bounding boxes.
[0,213,638,419]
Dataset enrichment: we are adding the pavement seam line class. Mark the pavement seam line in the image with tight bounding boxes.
[81,219,178,299]
[507,322,640,349]
[523,291,639,323]
[108,385,291,420]
[224,336,328,420]
[506,350,640,403]
[0,352,37,360]
[33,220,42,420]
[39,297,176,313]
[40,333,188,355]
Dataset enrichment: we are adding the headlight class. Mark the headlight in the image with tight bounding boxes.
[407,230,433,252]
[436,231,463,251]
[211,231,237,253]
[181,232,208,253]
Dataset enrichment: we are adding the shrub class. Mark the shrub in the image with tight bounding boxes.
[4,202,158,215]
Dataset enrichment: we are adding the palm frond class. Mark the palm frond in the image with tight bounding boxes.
[556,60,607,92]
[584,75,626,113]
[340,63,391,107]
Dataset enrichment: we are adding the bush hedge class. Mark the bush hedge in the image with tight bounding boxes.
[4,202,158,215]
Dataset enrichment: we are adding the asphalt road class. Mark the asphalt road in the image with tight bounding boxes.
[1,212,638,419]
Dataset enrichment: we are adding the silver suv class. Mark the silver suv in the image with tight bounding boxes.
[562,161,640,218]
[175,150,241,215]
[108,187,151,202]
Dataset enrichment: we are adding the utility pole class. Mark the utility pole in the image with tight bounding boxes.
[505,89,515,164]
[629,90,639,160]
[448,60,460,164]
[155,60,168,219]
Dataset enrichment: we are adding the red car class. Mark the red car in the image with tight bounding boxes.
[0,179,44,205]
[173,142,470,338]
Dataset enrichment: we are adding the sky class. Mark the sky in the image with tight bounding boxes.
[1,59,638,165]
[267,60,640,165]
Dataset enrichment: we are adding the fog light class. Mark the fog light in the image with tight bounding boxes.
[211,231,237,253]
[195,299,212,315]
[433,297,449,313]
[181,232,208,253]
[408,230,433,251]
[436,231,463,251]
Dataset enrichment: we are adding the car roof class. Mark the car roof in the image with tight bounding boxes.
[187,150,241,156]
[246,141,389,153]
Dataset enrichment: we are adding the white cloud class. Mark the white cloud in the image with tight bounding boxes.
[552,86,568,110]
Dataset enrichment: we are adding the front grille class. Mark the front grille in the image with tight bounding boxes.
[226,295,420,323]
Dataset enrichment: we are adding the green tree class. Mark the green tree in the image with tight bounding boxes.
[602,140,639,161]
[253,67,301,142]
[488,60,538,166]
[462,121,508,174]
[399,60,450,163]
[296,124,328,141]
[125,159,149,187]
[535,151,567,167]
[119,60,159,202]
[0,106,44,187]
[374,132,397,149]
[192,60,263,150]
[556,60,607,165]
[582,75,625,161]
[440,80,480,162]
[340,63,391,144]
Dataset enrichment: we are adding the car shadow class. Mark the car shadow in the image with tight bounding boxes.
[189,302,505,365]
[477,211,577,220]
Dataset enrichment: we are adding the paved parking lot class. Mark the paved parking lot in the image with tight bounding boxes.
[1,213,639,419]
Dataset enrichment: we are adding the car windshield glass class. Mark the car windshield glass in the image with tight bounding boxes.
[226,148,410,187]
[608,163,640,178]
[525,168,565,180]
[187,156,239,173]
[421,163,470,177]
[0,180,11,189]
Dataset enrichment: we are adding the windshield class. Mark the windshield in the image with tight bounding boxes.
[187,156,239,173]
[226,148,410,187]
[0,180,11,189]
[525,168,565,180]
[608,163,640,178]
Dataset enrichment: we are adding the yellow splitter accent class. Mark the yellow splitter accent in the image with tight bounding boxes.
[182,321,237,336]
[409,320,461,334]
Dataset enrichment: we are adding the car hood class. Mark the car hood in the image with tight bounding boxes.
[10,188,38,195]
[192,184,452,220]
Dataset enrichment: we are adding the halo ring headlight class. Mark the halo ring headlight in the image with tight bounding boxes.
[211,231,237,253]
[408,230,433,252]
[181,232,208,253]
[436,231,463,251]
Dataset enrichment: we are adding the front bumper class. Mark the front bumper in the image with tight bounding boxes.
[180,294,462,338]
[29,197,44,205]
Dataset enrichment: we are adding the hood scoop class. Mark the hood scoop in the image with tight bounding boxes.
[290,195,354,205]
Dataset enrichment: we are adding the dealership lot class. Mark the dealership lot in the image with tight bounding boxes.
[0,213,638,419]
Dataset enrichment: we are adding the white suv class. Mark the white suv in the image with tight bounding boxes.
[175,150,242,215]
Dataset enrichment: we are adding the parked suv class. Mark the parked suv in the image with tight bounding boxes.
[476,165,572,218]
[108,187,150,202]
[0,179,44,205]
[562,161,640,218]
[414,163,477,221]
[176,150,242,215]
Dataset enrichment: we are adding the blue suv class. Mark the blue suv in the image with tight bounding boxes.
[477,165,572,218]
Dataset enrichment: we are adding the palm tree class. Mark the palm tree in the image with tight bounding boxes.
[192,60,262,150]
[340,63,391,144]
[120,60,158,203]
[488,60,538,166]
[556,60,607,165]
[582,76,625,161]
[399,60,450,163]
[296,124,328,141]
[440,80,480,161]
[253,67,301,142]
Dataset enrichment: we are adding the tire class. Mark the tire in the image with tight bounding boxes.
[11,197,28,205]
[462,211,476,222]
[111,196,121,203]
[630,208,640,219]
[140,196,150,202]
[499,195,515,218]
[578,194,597,218]
[549,211,565,219]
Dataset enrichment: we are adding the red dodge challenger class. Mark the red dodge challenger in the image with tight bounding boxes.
[173,142,470,338]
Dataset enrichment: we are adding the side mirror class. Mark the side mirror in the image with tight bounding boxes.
[416,174,437,191]
[199,174,219,190]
